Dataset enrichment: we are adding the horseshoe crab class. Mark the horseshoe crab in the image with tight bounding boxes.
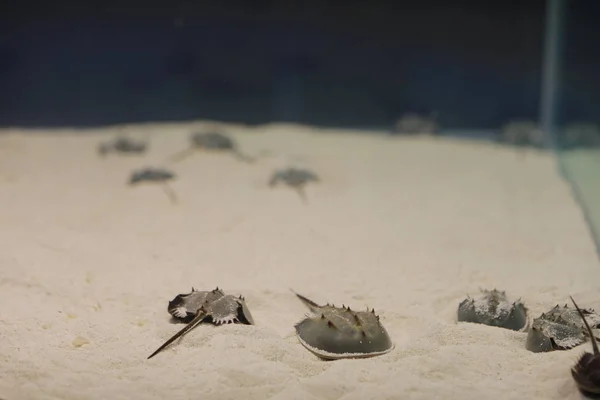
[98,137,147,156]
[292,290,394,360]
[269,167,319,203]
[128,167,178,204]
[148,287,254,359]
[457,289,528,331]
[497,119,545,148]
[168,131,254,163]
[393,112,439,135]
[525,303,600,353]
[570,296,600,397]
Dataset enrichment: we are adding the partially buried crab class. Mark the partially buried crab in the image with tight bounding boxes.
[457,289,528,331]
[292,290,394,360]
[168,131,254,163]
[128,167,178,204]
[148,287,254,359]
[525,302,600,353]
[269,167,319,203]
[98,136,147,156]
[569,296,600,397]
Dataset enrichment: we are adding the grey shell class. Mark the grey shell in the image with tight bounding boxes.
[147,287,253,359]
[129,168,175,184]
[98,137,147,156]
[457,289,528,331]
[525,304,600,353]
[168,287,254,325]
[269,168,319,188]
[191,132,235,150]
[293,292,394,360]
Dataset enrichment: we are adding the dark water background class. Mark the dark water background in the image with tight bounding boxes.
[0,0,598,130]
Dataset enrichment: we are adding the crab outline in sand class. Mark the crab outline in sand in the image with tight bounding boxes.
[291,290,394,360]
[147,287,254,359]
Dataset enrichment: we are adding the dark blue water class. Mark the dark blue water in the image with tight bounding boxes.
[0,1,598,130]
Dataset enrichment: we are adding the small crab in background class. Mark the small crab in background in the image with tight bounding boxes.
[168,131,254,163]
[147,287,254,359]
[269,167,319,203]
[570,296,600,397]
[497,119,546,148]
[291,290,394,360]
[525,302,600,353]
[457,289,528,331]
[128,167,178,204]
[98,136,148,156]
[393,112,440,135]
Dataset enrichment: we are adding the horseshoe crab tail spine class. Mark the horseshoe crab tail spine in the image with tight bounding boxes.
[167,147,196,163]
[148,309,208,359]
[570,296,600,356]
[296,186,308,204]
[232,148,255,164]
[290,289,322,312]
[161,182,178,205]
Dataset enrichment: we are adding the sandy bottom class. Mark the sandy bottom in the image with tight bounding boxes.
[1,122,599,400]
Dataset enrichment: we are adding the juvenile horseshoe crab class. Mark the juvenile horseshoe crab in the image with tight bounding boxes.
[292,291,394,360]
[525,303,600,353]
[168,131,254,163]
[98,137,147,156]
[569,296,600,397]
[128,167,178,204]
[457,289,528,331]
[148,287,254,359]
[393,112,440,135]
[497,119,545,148]
[269,167,319,203]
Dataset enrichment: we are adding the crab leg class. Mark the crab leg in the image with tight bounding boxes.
[147,309,208,359]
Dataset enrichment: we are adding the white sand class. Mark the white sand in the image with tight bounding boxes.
[1,122,599,400]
